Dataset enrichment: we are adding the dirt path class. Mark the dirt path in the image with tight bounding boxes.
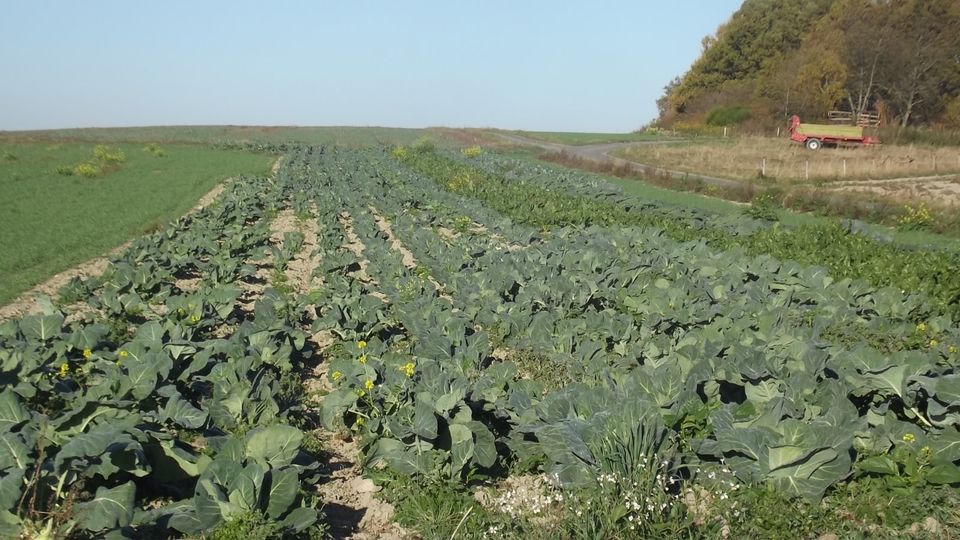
[285,204,323,295]
[368,206,454,304]
[495,133,742,191]
[313,391,406,539]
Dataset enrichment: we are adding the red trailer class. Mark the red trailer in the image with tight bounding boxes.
[788,115,880,150]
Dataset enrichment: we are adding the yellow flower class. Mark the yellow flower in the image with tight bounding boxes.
[82,348,92,359]
[364,379,375,391]
[949,345,958,354]
[916,323,927,333]
[331,370,343,381]
[903,433,916,444]
[118,350,129,358]
[355,417,365,428]
[358,354,367,365]
[930,339,940,348]
[400,362,416,378]
[189,314,200,324]
[357,389,366,398]
[58,363,70,377]
[358,340,367,350]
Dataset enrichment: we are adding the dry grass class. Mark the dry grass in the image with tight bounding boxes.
[615,137,960,184]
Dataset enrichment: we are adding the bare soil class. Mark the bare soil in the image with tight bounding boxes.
[828,176,960,207]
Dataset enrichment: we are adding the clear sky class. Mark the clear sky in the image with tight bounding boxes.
[1,1,742,132]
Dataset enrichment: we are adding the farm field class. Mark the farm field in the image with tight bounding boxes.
[3,139,960,539]
[506,130,673,146]
[0,141,275,304]
[0,126,427,147]
[613,136,960,186]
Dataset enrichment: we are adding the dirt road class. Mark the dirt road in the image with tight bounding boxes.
[496,133,744,190]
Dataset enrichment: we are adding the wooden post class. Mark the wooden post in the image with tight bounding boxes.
[762,158,766,177]
[776,127,781,137]
[724,127,728,138]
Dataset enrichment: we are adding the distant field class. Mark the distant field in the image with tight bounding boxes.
[614,136,960,185]
[507,130,671,145]
[0,125,427,147]
[0,141,274,303]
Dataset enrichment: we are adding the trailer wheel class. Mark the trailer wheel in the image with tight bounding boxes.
[805,138,822,150]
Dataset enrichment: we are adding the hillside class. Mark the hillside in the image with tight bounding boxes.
[658,0,960,130]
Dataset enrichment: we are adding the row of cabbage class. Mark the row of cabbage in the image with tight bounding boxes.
[0,168,325,538]
[306,145,960,506]
[405,146,960,317]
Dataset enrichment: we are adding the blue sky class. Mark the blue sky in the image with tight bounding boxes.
[1,1,742,132]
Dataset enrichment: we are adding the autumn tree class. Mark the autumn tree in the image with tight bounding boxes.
[879,0,960,126]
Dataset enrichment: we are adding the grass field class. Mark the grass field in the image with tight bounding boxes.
[614,136,960,184]
[0,141,274,303]
[0,125,427,147]
[507,129,672,145]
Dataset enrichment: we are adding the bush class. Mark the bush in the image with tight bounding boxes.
[705,105,752,127]
[2,152,17,162]
[55,165,74,176]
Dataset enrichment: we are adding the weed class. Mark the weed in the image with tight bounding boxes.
[743,192,780,221]
[897,203,933,231]
[143,143,167,157]
[94,144,125,164]
[452,216,473,234]
[412,136,436,154]
[3,152,17,161]
[511,349,570,392]
[73,162,99,178]
[55,164,74,176]
[209,511,282,540]
[461,145,483,158]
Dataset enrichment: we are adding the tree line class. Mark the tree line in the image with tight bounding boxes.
[658,0,960,129]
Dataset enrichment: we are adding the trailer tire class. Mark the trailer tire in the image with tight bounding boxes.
[805,138,822,150]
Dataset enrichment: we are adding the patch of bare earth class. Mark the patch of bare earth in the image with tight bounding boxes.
[314,424,407,539]
[828,176,960,207]
[236,213,284,314]
[437,222,524,253]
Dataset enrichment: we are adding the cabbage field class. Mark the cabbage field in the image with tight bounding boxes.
[2,142,960,539]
